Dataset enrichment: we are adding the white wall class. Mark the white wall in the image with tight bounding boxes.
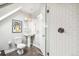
[47,4,79,56]
[33,5,46,55]
[0,11,25,50]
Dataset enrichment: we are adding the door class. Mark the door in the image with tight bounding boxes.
[47,4,78,56]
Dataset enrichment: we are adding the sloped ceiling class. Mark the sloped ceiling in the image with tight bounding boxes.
[16,3,44,17]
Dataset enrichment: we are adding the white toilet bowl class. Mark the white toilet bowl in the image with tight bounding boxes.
[14,37,26,55]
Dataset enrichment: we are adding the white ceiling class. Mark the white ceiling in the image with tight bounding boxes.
[16,3,44,17]
[0,3,44,20]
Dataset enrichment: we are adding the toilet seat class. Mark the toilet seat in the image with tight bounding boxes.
[17,43,26,49]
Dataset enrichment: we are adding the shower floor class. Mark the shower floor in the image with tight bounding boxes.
[6,46,43,56]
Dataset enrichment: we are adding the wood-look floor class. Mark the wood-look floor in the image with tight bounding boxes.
[6,46,43,56]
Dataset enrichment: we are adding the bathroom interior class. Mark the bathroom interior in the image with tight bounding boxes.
[0,3,79,56]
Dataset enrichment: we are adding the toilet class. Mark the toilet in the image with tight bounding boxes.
[14,37,26,55]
